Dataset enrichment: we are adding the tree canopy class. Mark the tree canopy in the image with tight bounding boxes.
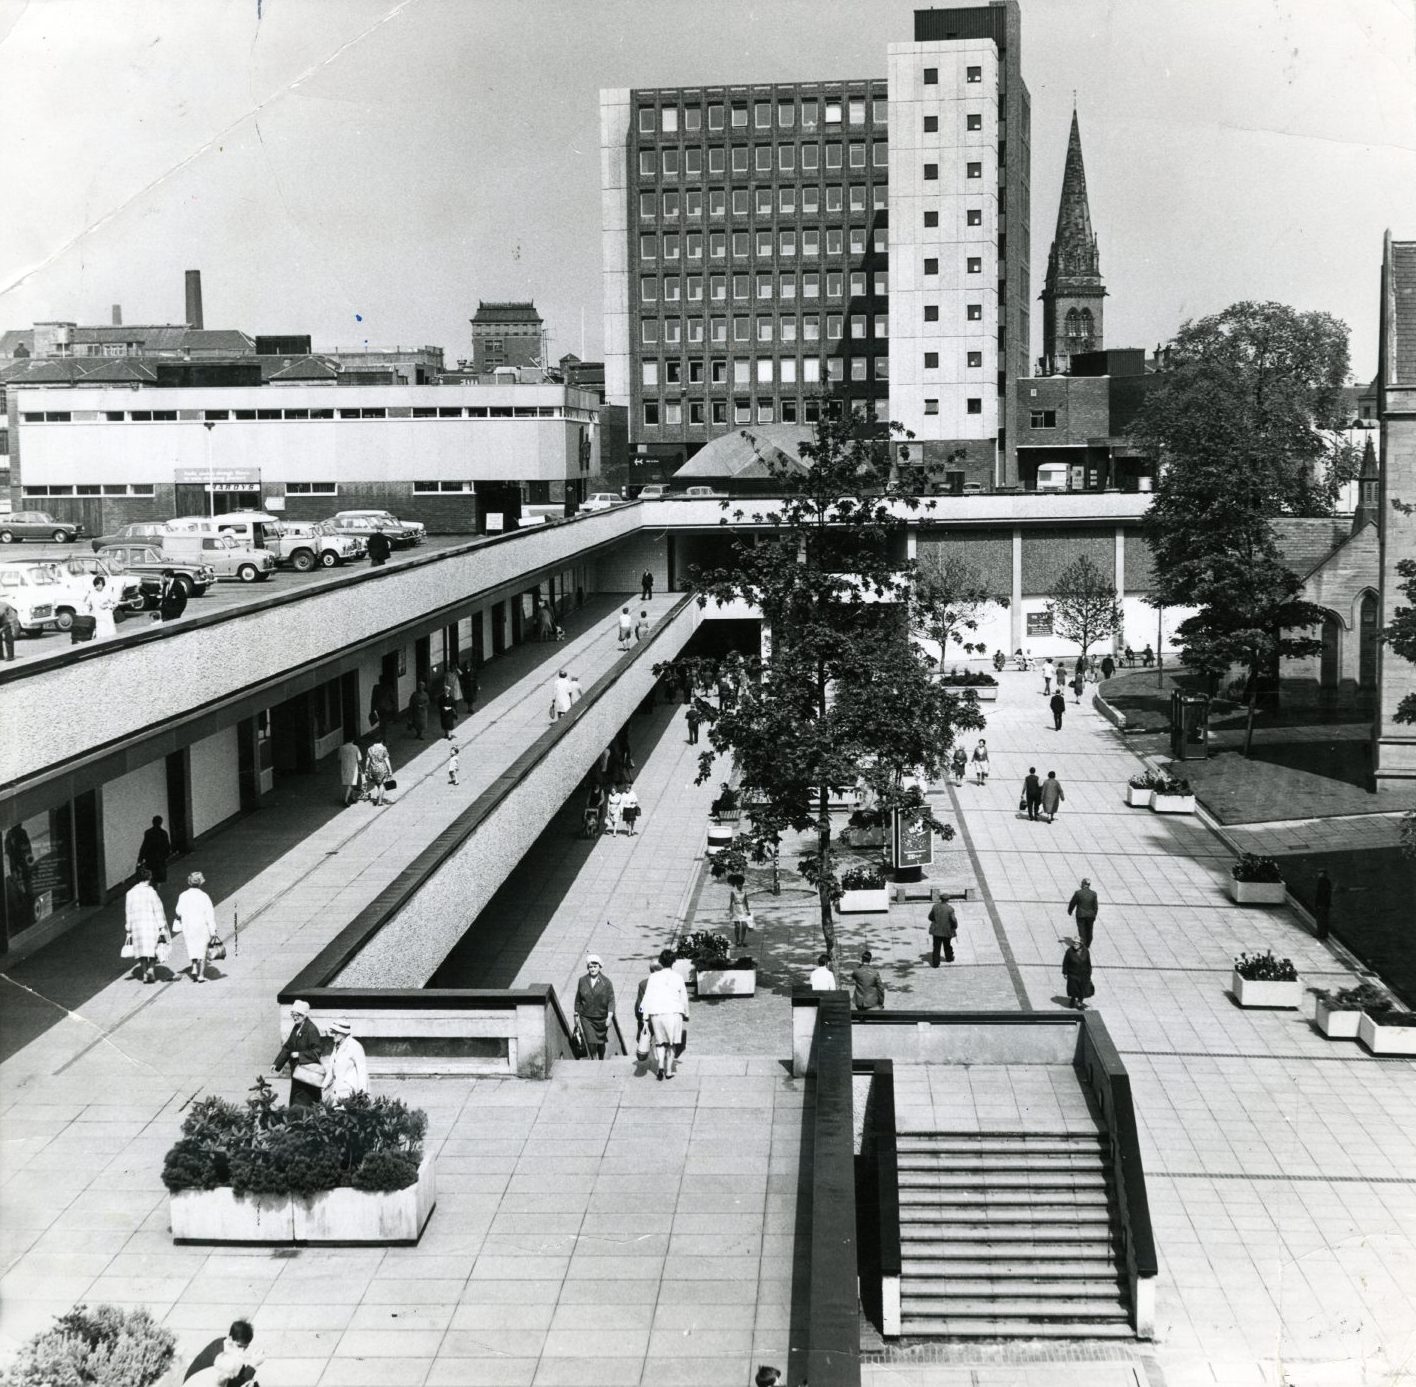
[912,550,1009,659]
[1045,555,1122,659]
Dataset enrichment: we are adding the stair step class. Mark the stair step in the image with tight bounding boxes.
[901,1232,1115,1257]
[904,1296,1128,1319]
[901,1277,1124,1300]
[899,1242,1118,1264]
[898,1168,1109,1188]
[903,1241,1114,1266]
[899,1200,1110,1222]
[897,1154,1106,1171]
[899,1316,1136,1340]
[901,1186,1110,1207]
[898,1134,1106,1152]
[902,1259,1120,1280]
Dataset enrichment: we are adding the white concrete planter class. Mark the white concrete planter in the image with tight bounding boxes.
[1358,1012,1416,1056]
[705,824,734,853]
[1126,786,1154,808]
[838,887,890,914]
[695,968,757,997]
[1231,971,1301,1009]
[1314,1001,1362,1039]
[171,1154,434,1245]
[965,686,999,702]
[1151,794,1196,814]
[1229,878,1287,905]
[842,827,886,848]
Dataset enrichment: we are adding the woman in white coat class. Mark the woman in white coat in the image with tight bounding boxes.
[174,870,217,982]
[83,575,119,641]
[640,948,690,1081]
[321,1018,369,1102]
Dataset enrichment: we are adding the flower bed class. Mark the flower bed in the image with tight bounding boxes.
[1126,771,1157,808]
[838,863,889,914]
[1150,775,1196,814]
[163,1084,434,1245]
[677,931,756,997]
[936,670,999,702]
[1231,951,1300,1009]
[1312,983,1392,1040]
[1229,854,1287,905]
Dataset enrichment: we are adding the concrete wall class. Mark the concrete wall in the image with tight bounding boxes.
[189,727,240,838]
[334,597,705,988]
[102,757,168,890]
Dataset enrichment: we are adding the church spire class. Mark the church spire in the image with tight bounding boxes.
[1040,108,1107,373]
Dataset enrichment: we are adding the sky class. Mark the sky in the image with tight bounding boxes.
[2,0,1414,379]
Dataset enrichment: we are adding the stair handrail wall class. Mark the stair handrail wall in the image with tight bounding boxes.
[1074,1012,1158,1339]
[854,1058,902,1338]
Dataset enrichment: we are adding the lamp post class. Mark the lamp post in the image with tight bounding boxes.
[203,420,215,519]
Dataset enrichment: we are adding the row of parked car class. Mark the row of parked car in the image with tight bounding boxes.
[0,509,425,637]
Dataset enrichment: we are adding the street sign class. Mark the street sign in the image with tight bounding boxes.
[174,467,260,484]
[892,810,933,869]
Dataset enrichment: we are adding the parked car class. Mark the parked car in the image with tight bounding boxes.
[636,484,671,501]
[0,511,85,544]
[53,555,150,613]
[325,515,420,550]
[683,486,722,499]
[582,493,622,512]
[332,510,425,545]
[90,521,173,553]
[0,563,92,632]
[159,532,277,582]
[96,544,215,598]
[271,520,364,570]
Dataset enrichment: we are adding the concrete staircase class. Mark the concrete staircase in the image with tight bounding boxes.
[896,1130,1134,1339]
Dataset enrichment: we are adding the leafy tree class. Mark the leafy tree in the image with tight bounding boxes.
[912,550,1009,661]
[1381,501,1416,855]
[1136,301,1350,755]
[661,404,986,958]
[1045,555,1122,659]
[3,1304,175,1387]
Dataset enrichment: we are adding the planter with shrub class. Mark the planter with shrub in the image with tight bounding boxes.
[838,862,890,915]
[1358,1008,1416,1056]
[936,669,999,701]
[1126,771,1158,808]
[163,1083,435,1245]
[1228,854,1287,905]
[678,931,756,996]
[1231,951,1301,1009]
[1312,982,1392,1040]
[841,806,885,849]
[1150,775,1196,814]
[3,1304,175,1387]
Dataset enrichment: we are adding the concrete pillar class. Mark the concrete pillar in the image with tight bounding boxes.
[1010,528,1024,652]
[1114,526,1127,656]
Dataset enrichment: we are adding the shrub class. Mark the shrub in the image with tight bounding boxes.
[1152,775,1192,797]
[696,954,756,972]
[676,930,730,966]
[352,1151,422,1192]
[1231,853,1284,883]
[937,669,998,687]
[3,1304,175,1387]
[1369,1010,1416,1027]
[1127,770,1159,790]
[847,807,885,831]
[1311,982,1392,1014]
[1234,950,1297,982]
[840,863,886,891]
[162,1083,425,1198]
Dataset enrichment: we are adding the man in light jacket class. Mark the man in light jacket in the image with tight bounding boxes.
[321,1017,369,1102]
[640,948,690,1080]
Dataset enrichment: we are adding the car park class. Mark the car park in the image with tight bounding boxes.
[582,493,622,512]
[271,520,364,571]
[160,531,277,582]
[0,511,85,544]
[326,515,420,550]
[332,510,425,545]
[0,563,92,633]
[90,521,172,553]
[96,544,215,598]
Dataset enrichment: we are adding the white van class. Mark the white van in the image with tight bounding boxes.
[1035,464,1070,493]
[162,518,278,582]
[167,512,283,554]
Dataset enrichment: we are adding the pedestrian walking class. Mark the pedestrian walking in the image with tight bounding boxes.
[1040,771,1065,823]
[183,1318,262,1386]
[364,739,392,805]
[583,783,605,836]
[458,660,480,714]
[618,783,641,835]
[1101,654,1115,680]
[634,610,651,646]
[0,598,19,661]
[369,676,398,737]
[605,784,624,834]
[438,689,458,739]
[728,872,752,948]
[927,896,957,966]
[1062,938,1094,1009]
[971,738,990,785]
[641,948,690,1079]
[850,950,886,1011]
[158,570,188,623]
[1314,868,1333,941]
[1072,670,1086,702]
[366,529,392,567]
[272,1001,326,1108]
[338,739,362,806]
[447,743,460,786]
[1056,660,1068,685]
[617,606,633,650]
[551,669,577,720]
[124,867,167,984]
[1042,659,1056,695]
[1022,766,1042,821]
[175,871,218,982]
[1050,690,1067,730]
[321,1018,369,1102]
[137,814,172,885]
[537,603,555,641]
[1067,876,1099,947]
[755,1368,783,1387]
[686,702,702,744]
[83,575,119,641]
[574,955,616,1060]
[408,682,430,739]
[951,744,968,786]
[809,954,837,990]
[641,569,654,601]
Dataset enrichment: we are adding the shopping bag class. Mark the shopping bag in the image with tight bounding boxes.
[740,912,754,934]
[292,1063,326,1087]
[635,1021,652,1060]
[384,778,397,791]
[570,1025,587,1060]
[155,938,171,966]
[120,936,136,960]
[206,937,227,962]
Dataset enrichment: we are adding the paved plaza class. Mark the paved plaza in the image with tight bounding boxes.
[2,645,1415,1386]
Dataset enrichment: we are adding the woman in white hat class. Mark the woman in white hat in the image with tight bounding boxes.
[272,1001,326,1108]
[573,955,616,1060]
[321,1017,369,1102]
[174,871,218,983]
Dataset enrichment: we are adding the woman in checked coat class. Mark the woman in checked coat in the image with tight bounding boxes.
[124,866,167,984]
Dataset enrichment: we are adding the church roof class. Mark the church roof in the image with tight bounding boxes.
[1271,517,1354,582]
[1045,110,1103,291]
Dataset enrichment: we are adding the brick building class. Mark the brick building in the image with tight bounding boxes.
[469,301,545,373]
[601,3,1030,488]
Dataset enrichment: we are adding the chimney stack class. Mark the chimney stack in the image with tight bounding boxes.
[111,304,122,327]
[185,270,204,330]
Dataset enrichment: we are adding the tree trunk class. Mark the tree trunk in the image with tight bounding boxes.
[1243,670,1258,758]
[817,789,837,959]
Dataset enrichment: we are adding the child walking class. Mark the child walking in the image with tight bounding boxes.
[447,743,460,787]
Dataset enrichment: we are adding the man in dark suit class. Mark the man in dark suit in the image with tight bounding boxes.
[850,950,886,1011]
[137,815,171,885]
[184,1319,260,1384]
[367,528,393,567]
[1067,877,1099,948]
[158,570,188,623]
[1023,767,1043,821]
